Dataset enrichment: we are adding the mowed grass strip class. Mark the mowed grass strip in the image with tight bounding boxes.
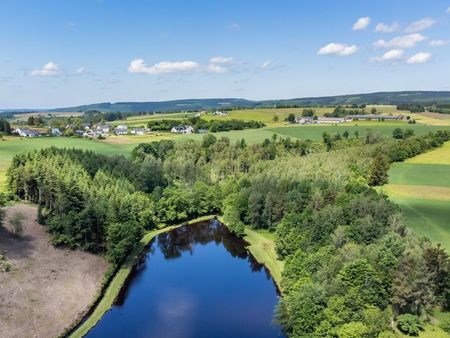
[70,215,215,338]
[388,195,450,253]
[243,228,284,291]
[406,141,450,165]
[382,184,450,201]
[388,163,450,188]
[269,124,450,141]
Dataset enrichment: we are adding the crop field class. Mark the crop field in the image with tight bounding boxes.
[269,123,450,141]
[382,142,450,252]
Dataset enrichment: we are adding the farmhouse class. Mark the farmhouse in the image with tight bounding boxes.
[213,111,229,116]
[131,127,148,135]
[14,128,41,137]
[351,114,403,120]
[317,117,347,124]
[114,125,128,135]
[95,124,110,133]
[171,125,194,134]
[295,116,315,125]
[51,128,62,136]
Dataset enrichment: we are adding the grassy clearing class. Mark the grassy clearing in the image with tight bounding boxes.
[69,215,215,338]
[406,142,450,165]
[269,123,450,141]
[243,228,284,290]
[388,163,450,188]
[382,184,450,201]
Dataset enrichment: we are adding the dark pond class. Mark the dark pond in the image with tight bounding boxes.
[86,220,284,338]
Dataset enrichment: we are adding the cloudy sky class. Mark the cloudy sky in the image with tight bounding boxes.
[1,0,450,108]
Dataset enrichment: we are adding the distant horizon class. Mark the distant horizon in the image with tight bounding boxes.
[2,89,450,111]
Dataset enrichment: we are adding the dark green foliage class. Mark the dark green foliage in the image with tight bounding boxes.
[368,153,390,186]
[0,118,11,135]
[396,314,423,335]
[146,118,264,132]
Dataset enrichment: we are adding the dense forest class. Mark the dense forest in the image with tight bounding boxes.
[6,129,450,337]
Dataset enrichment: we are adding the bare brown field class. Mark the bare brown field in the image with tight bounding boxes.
[0,204,109,338]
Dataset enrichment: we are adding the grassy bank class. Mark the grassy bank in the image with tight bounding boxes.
[243,228,284,291]
[69,215,215,338]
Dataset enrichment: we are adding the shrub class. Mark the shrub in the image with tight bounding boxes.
[396,314,423,336]
[439,317,450,333]
[10,211,25,237]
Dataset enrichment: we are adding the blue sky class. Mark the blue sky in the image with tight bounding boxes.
[1,0,450,108]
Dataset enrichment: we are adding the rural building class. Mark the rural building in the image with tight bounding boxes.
[295,116,315,124]
[96,124,110,133]
[131,127,148,135]
[171,125,194,134]
[114,125,128,135]
[317,117,348,124]
[213,111,229,116]
[74,130,84,136]
[14,128,41,137]
[351,114,403,120]
[51,128,62,136]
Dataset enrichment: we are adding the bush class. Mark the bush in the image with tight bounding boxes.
[396,314,423,336]
[10,211,25,236]
[439,317,450,333]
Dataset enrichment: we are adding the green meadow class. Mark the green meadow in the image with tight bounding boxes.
[382,142,450,252]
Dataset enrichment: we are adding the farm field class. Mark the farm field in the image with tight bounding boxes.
[269,123,450,141]
[382,142,450,252]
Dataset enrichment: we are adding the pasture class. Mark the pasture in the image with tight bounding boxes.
[382,142,450,252]
[269,123,450,141]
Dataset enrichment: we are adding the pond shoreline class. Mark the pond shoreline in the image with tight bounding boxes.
[66,215,216,338]
[67,215,283,338]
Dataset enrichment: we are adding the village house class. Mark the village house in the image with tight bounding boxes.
[51,128,62,136]
[14,128,41,137]
[130,127,148,135]
[114,125,128,135]
[213,110,229,116]
[295,116,315,125]
[95,124,110,133]
[171,125,194,134]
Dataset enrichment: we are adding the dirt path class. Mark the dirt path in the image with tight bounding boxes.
[0,204,109,338]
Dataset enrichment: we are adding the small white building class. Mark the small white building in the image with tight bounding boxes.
[213,111,229,116]
[96,124,110,133]
[114,125,128,135]
[317,117,347,124]
[51,128,62,136]
[131,127,148,135]
[171,125,194,134]
[14,128,41,137]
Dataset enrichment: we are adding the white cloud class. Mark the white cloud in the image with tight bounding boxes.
[447,7,450,13]
[30,62,60,76]
[373,33,425,48]
[375,22,399,33]
[76,67,85,74]
[128,59,201,75]
[318,43,358,56]
[352,17,371,30]
[370,49,404,63]
[405,17,436,33]
[406,52,432,64]
[261,59,272,69]
[209,56,234,64]
[430,39,449,46]
[207,64,228,73]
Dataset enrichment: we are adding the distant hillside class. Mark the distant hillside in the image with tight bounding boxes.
[3,91,450,114]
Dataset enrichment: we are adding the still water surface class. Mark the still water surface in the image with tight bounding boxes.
[87,220,284,338]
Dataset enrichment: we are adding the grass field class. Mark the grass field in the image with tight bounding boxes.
[269,123,450,141]
[382,142,450,252]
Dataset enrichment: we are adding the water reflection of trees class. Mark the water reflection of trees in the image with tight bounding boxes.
[155,220,267,275]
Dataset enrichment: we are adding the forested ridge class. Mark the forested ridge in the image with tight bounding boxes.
[5,129,450,337]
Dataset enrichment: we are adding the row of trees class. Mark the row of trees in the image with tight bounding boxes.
[0,118,11,135]
[146,117,265,132]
